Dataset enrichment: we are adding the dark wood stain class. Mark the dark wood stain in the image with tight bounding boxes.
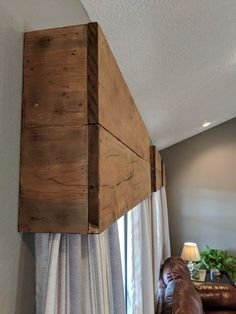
[150,145,163,192]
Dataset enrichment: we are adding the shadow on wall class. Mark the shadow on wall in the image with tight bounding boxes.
[0,5,35,314]
[15,234,35,314]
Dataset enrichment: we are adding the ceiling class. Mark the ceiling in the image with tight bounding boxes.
[1,0,236,149]
[0,0,89,31]
[81,0,236,149]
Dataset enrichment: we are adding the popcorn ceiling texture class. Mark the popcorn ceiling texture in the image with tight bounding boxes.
[0,0,90,31]
[81,0,236,148]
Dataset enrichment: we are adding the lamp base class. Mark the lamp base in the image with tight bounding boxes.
[187,261,194,273]
[187,261,200,279]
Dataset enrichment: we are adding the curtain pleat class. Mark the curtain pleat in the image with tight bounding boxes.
[35,223,125,314]
[125,189,171,314]
[160,187,171,259]
[108,225,126,314]
[126,200,155,314]
[141,199,155,314]
[35,188,171,314]
[126,203,142,313]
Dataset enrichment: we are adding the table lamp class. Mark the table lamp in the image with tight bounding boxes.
[181,242,200,274]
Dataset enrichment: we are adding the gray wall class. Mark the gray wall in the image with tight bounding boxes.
[0,6,35,314]
[161,118,236,256]
[0,2,89,314]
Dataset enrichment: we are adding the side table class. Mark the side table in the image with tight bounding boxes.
[192,269,235,287]
[205,270,235,287]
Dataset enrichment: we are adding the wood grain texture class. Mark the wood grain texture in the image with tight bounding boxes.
[88,125,99,231]
[23,25,87,127]
[162,161,166,187]
[19,126,88,233]
[19,24,89,233]
[150,145,163,191]
[89,125,151,233]
[155,148,162,172]
[154,170,162,191]
[87,22,98,123]
[19,23,153,233]
[87,23,151,161]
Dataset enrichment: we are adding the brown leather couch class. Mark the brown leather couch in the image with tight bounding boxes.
[159,256,236,314]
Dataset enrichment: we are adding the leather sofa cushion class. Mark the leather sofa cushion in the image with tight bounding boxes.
[162,278,204,314]
[197,283,236,310]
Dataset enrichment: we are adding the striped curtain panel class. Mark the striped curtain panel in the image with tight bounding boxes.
[35,223,125,314]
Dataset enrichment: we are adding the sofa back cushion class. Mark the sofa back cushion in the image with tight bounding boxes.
[161,257,204,314]
[162,279,204,314]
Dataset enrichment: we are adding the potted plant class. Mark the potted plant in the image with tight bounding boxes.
[198,246,236,282]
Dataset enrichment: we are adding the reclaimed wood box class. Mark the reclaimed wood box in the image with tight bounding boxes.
[19,23,152,233]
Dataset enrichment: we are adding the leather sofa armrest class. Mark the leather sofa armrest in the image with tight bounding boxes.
[196,283,236,310]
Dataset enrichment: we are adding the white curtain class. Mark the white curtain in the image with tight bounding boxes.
[125,187,171,314]
[160,187,171,260]
[126,197,154,314]
[35,223,125,314]
[153,187,171,312]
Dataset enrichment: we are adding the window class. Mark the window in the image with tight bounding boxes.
[117,189,171,314]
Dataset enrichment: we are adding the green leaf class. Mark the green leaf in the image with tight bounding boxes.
[199,246,236,273]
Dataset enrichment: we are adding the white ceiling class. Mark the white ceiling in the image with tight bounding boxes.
[81,0,236,149]
[0,0,89,31]
[1,0,236,149]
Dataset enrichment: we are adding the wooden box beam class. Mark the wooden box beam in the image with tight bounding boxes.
[162,161,166,187]
[89,125,151,233]
[19,23,151,233]
[150,145,162,192]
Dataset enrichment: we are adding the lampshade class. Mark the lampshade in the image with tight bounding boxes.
[181,242,200,262]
